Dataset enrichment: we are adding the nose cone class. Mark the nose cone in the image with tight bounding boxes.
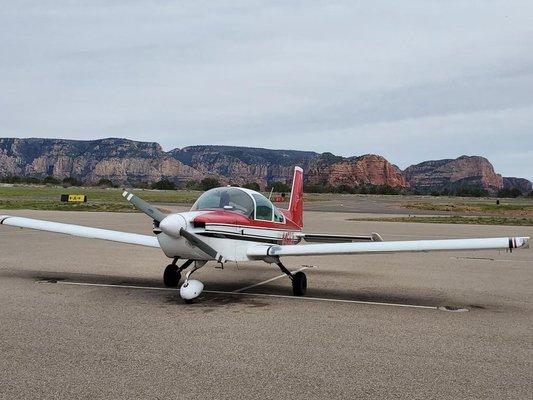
[159,214,188,237]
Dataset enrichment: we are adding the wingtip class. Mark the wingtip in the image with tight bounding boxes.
[511,237,530,249]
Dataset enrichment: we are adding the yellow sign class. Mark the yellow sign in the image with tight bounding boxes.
[67,194,86,203]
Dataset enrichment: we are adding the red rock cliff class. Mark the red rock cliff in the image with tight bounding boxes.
[307,154,408,188]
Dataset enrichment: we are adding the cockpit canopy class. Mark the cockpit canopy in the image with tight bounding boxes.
[191,187,284,222]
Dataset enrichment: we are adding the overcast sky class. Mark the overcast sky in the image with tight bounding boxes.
[1,1,532,179]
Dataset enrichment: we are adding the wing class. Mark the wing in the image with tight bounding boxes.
[248,236,529,258]
[0,215,160,248]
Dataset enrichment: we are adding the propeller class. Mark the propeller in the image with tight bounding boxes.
[122,189,225,262]
[122,190,167,223]
[179,228,226,263]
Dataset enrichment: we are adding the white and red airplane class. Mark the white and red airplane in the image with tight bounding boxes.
[1,167,529,302]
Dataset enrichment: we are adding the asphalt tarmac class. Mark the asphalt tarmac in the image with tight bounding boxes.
[1,209,531,399]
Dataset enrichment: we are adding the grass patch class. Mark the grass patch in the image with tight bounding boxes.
[0,199,137,212]
[0,185,198,212]
[404,202,533,216]
[0,185,201,203]
[349,215,533,226]
[0,184,331,212]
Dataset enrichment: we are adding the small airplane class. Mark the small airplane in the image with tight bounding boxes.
[1,167,529,302]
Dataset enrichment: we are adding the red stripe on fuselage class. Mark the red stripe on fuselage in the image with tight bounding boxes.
[192,209,301,231]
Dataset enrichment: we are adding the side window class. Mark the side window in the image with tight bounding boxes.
[274,209,285,223]
[252,194,273,221]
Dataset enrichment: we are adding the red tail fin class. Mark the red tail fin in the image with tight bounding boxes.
[288,166,304,228]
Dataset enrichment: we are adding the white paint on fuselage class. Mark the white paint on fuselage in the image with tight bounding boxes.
[156,232,210,260]
[156,210,279,262]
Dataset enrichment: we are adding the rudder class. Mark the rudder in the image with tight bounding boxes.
[288,166,304,228]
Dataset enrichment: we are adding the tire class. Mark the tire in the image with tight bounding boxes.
[292,272,307,296]
[163,265,181,287]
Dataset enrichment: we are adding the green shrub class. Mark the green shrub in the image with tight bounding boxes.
[497,187,521,198]
[243,182,261,191]
[454,186,488,197]
[97,178,117,187]
[63,177,82,186]
[151,179,176,190]
[133,181,149,189]
[43,176,60,184]
[200,177,220,191]
[269,181,291,193]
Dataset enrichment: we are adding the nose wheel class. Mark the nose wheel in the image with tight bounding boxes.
[180,261,207,302]
[163,265,180,287]
[163,259,193,288]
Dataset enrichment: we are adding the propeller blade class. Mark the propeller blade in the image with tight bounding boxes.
[179,228,225,263]
[122,190,167,223]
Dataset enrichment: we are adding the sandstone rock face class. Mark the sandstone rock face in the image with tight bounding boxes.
[308,154,408,188]
[171,145,318,188]
[404,156,504,194]
[1,138,528,195]
[503,177,532,194]
[0,138,202,184]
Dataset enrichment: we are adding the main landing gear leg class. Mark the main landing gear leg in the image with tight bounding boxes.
[163,259,193,288]
[276,260,307,296]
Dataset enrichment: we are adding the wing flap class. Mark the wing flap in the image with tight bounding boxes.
[0,215,160,248]
[303,232,383,243]
[248,237,529,258]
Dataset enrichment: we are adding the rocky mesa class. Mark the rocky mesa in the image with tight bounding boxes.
[404,156,506,194]
[0,138,530,195]
[0,138,203,185]
[169,145,318,188]
[307,153,407,188]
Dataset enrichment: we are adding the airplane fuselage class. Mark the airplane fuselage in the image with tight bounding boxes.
[155,210,302,262]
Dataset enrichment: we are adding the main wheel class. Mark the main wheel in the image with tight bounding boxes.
[163,265,181,287]
[292,272,307,296]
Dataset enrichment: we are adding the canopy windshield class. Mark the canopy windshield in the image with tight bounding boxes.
[191,187,255,217]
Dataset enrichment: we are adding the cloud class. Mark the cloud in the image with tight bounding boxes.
[0,0,532,179]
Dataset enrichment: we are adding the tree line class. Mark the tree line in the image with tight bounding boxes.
[1,175,531,198]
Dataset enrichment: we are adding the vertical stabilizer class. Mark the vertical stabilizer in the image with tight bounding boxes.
[288,166,304,228]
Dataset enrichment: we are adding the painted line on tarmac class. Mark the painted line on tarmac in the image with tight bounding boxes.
[51,280,439,311]
[451,256,533,263]
[232,266,313,293]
